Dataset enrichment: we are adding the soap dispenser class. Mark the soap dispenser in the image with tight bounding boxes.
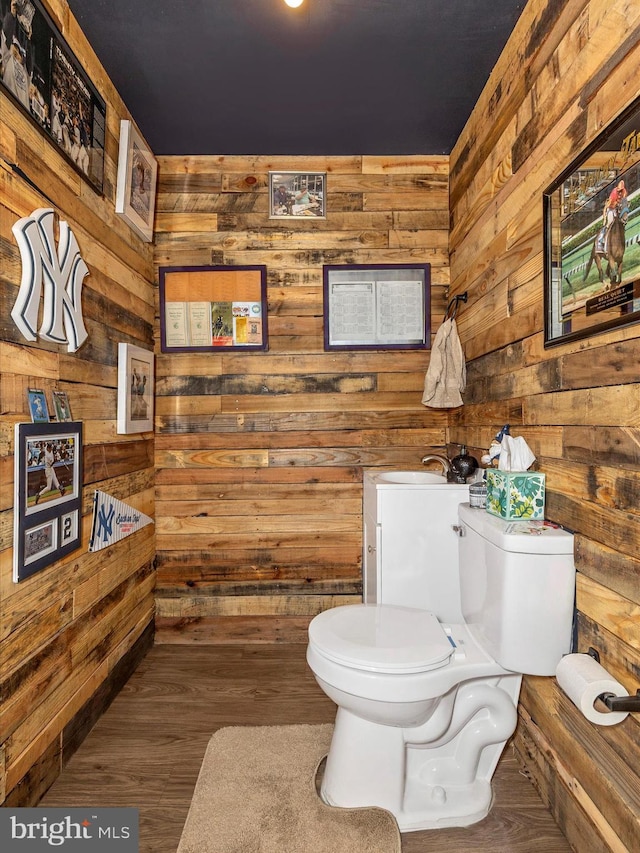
[448,446,479,483]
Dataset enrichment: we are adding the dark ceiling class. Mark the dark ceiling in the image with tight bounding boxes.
[67,0,524,157]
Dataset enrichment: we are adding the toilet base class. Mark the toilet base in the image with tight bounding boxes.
[397,778,493,831]
[323,776,493,831]
[320,674,521,832]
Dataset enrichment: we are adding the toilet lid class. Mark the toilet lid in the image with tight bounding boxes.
[309,605,454,674]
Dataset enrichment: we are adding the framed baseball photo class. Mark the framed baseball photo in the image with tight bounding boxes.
[117,342,155,433]
[14,421,83,582]
[27,388,50,423]
[0,0,106,192]
[52,390,72,422]
[115,120,158,242]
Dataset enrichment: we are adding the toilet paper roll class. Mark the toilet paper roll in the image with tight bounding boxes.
[556,654,630,726]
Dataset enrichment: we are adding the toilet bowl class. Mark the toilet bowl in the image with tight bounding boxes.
[307,493,575,831]
[307,605,521,829]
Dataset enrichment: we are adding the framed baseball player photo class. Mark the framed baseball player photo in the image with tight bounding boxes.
[0,0,106,193]
[115,119,158,241]
[117,342,155,433]
[13,420,83,582]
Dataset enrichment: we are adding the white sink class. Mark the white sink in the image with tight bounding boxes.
[376,471,447,485]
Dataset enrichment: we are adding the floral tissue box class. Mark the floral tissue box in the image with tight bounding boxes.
[485,470,546,520]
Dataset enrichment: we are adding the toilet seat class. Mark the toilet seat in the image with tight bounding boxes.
[309,604,454,674]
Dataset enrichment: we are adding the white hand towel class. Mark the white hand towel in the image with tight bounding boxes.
[421,318,466,408]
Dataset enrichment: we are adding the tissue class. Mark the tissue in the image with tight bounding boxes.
[498,435,536,471]
[556,654,630,726]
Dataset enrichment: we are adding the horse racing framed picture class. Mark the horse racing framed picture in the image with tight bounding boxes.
[543,96,640,347]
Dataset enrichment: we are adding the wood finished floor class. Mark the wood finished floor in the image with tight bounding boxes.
[42,644,572,852]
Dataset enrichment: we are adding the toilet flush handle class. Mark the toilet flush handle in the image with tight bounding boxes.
[452,524,466,537]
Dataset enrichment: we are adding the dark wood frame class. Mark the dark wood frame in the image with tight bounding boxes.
[14,420,83,582]
[159,265,269,353]
[544,96,640,347]
[323,262,431,351]
[0,0,106,193]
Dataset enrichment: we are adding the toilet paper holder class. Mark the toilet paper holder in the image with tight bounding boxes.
[587,647,640,713]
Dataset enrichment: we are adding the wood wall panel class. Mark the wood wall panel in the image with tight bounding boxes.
[449,0,640,848]
[3,1,636,844]
[154,154,449,641]
[0,0,156,807]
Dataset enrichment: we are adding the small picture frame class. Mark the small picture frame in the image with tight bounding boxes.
[28,389,50,423]
[14,421,83,582]
[115,120,158,242]
[269,171,326,219]
[52,390,72,422]
[117,343,155,434]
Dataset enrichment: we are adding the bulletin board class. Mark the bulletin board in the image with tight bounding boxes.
[159,265,268,352]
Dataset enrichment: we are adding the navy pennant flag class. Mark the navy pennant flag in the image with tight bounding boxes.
[89,490,153,551]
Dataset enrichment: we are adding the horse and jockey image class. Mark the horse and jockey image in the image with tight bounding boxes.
[560,165,640,315]
[583,179,630,288]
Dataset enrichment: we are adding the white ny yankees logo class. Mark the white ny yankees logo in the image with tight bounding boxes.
[11,208,89,353]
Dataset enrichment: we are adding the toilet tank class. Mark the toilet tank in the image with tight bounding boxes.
[457,503,575,676]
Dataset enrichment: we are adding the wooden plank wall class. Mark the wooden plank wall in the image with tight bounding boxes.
[448,0,640,850]
[0,0,156,806]
[153,155,450,642]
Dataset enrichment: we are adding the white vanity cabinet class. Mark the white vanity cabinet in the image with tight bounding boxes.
[362,471,469,623]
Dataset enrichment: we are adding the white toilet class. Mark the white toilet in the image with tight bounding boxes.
[307,501,575,831]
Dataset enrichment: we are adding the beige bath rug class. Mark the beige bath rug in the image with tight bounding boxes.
[177,723,400,853]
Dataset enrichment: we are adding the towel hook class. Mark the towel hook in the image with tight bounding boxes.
[444,291,468,321]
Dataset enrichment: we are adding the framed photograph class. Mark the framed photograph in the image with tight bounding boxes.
[323,263,431,350]
[14,421,83,582]
[544,96,640,347]
[115,120,158,242]
[269,171,326,219]
[117,343,155,434]
[52,390,72,422]
[28,388,50,422]
[159,265,269,352]
[0,0,106,193]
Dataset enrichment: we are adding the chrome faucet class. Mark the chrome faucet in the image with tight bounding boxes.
[421,454,450,476]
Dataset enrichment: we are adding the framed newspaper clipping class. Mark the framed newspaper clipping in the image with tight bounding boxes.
[323,263,431,351]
